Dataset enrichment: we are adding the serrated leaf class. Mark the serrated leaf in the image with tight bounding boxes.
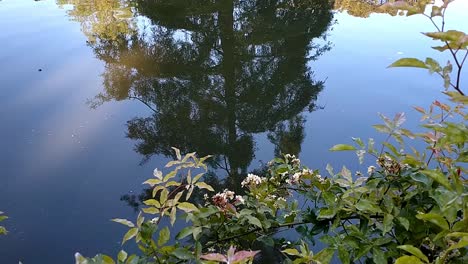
[177,202,198,212]
[122,228,138,245]
[195,182,214,192]
[158,227,170,246]
[397,245,429,263]
[330,144,357,151]
[111,219,134,228]
[389,58,428,69]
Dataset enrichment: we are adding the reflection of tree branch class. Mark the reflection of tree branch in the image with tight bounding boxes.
[128,96,158,113]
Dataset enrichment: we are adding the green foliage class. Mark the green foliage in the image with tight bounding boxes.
[0,211,7,235]
[75,90,467,264]
[384,0,467,95]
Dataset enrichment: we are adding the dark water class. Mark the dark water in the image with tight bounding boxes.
[0,0,467,263]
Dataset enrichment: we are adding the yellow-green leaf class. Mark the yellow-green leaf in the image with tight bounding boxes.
[397,245,429,263]
[395,255,424,264]
[195,182,214,192]
[329,144,357,151]
[118,250,128,262]
[388,58,428,69]
[158,226,170,246]
[282,248,300,256]
[416,213,449,230]
[122,228,138,245]
[111,219,134,228]
[177,202,198,212]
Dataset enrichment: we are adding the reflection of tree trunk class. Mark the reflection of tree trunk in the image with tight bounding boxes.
[220,1,237,175]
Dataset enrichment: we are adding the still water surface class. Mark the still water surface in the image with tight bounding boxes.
[0,0,467,263]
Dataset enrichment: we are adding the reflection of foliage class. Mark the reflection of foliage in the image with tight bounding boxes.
[334,0,432,18]
[268,115,306,157]
[0,211,7,235]
[82,0,334,175]
[57,0,136,42]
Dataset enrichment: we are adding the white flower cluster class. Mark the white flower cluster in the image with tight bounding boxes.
[212,189,245,207]
[285,154,300,165]
[367,165,376,175]
[241,173,266,187]
[285,169,319,184]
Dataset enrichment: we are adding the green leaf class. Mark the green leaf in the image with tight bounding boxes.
[338,246,350,264]
[111,219,134,228]
[118,250,128,263]
[329,144,357,151]
[169,206,176,226]
[382,214,394,235]
[373,124,391,133]
[158,226,170,246]
[282,248,300,256]
[388,58,428,69]
[143,178,162,186]
[397,245,429,263]
[195,182,214,192]
[172,147,182,160]
[352,137,365,148]
[373,248,386,264]
[416,213,449,230]
[160,188,168,204]
[424,30,466,42]
[176,226,193,240]
[431,6,442,17]
[318,208,336,219]
[313,248,334,264]
[192,226,202,241]
[172,248,193,260]
[397,217,410,231]
[447,236,468,251]
[355,200,382,214]
[122,228,138,245]
[143,199,161,208]
[245,215,262,228]
[421,170,451,190]
[395,255,424,264]
[177,202,198,212]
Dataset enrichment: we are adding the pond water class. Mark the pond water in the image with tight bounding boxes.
[0,0,467,263]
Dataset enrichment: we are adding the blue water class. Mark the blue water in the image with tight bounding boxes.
[0,0,467,263]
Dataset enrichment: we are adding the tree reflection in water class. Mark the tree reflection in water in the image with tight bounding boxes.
[60,0,334,260]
